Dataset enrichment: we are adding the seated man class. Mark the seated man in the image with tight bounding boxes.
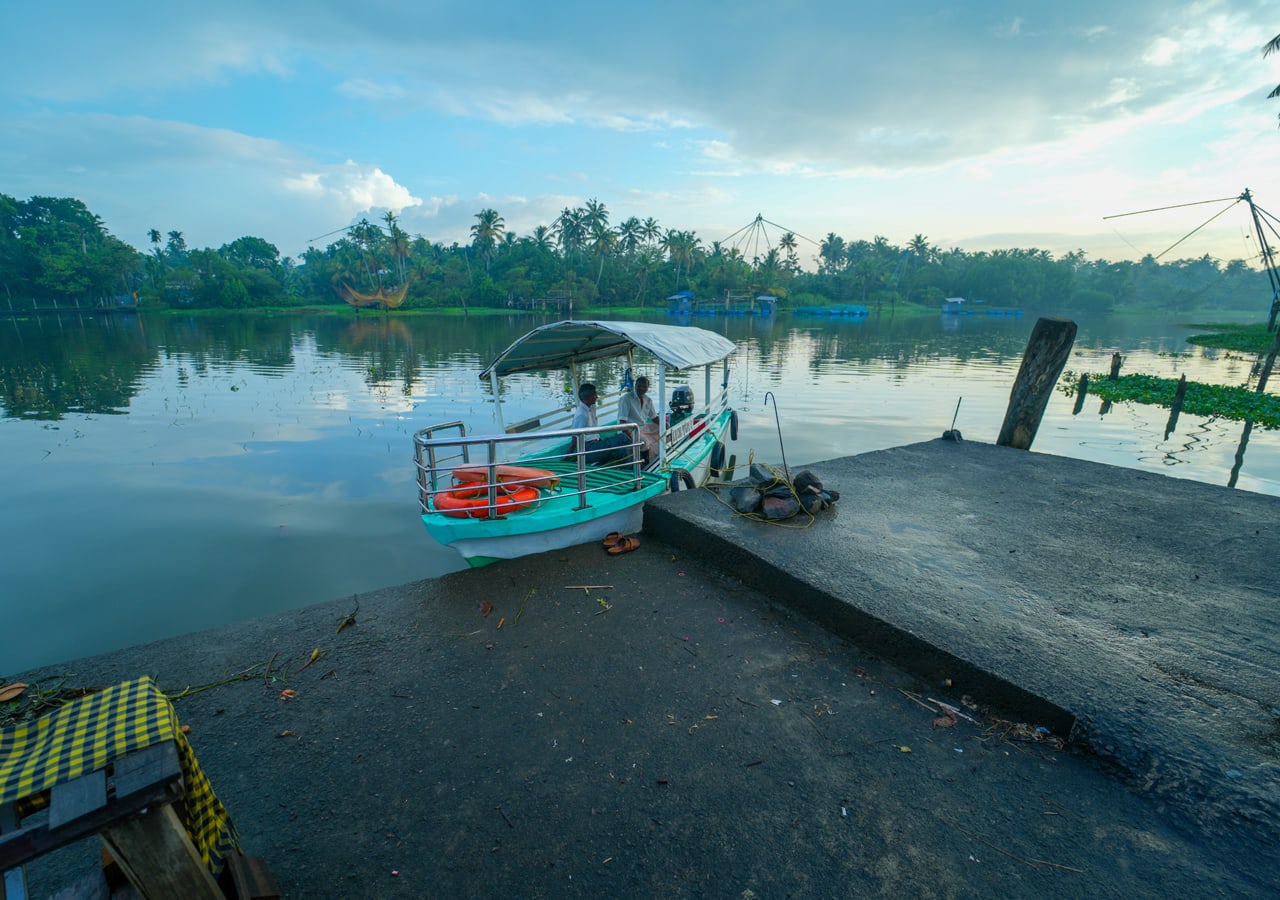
[570,382,632,464]
[617,375,660,462]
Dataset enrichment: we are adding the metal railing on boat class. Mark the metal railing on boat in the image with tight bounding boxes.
[413,422,647,516]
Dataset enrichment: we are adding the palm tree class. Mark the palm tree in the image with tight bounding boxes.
[348,218,384,287]
[633,247,661,306]
[531,224,554,252]
[166,230,187,261]
[754,248,784,297]
[854,258,882,304]
[1265,34,1280,123]
[818,233,846,274]
[554,207,586,270]
[616,216,643,258]
[582,198,609,234]
[384,212,410,284]
[661,230,700,292]
[641,217,662,246]
[779,232,798,273]
[470,208,505,273]
[588,221,616,292]
[143,229,164,289]
[907,234,936,264]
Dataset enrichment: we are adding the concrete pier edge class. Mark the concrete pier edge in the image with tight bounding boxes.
[645,502,1077,738]
[644,438,1280,843]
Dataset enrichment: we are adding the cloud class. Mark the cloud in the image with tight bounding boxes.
[337,78,406,101]
[3,111,426,255]
[284,163,422,214]
[3,0,1275,263]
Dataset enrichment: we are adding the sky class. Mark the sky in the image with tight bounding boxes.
[5,1,1279,269]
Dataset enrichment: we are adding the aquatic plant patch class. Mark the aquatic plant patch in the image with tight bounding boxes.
[1184,323,1277,355]
[1059,372,1280,429]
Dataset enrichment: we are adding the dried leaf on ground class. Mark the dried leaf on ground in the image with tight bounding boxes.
[0,683,28,703]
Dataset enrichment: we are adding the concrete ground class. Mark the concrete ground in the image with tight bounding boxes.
[11,439,1279,898]
[648,438,1280,843]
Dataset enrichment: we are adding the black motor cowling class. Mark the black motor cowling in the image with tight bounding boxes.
[669,385,695,420]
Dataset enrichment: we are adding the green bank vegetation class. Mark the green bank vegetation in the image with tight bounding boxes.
[1184,322,1279,355]
[2,193,1275,318]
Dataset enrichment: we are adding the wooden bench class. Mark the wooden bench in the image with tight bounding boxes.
[0,741,259,899]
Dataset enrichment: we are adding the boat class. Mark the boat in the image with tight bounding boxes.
[791,304,868,318]
[412,319,740,567]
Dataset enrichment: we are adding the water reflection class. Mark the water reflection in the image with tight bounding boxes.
[1,309,1278,673]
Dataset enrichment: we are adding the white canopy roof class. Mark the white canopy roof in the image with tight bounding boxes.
[480,319,736,379]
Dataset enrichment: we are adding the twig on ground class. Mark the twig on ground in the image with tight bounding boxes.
[942,817,1086,874]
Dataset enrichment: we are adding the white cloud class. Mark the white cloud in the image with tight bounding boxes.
[337,78,406,101]
[4,0,1276,264]
[283,162,422,214]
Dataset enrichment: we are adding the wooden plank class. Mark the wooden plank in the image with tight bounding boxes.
[101,804,222,900]
[2,866,29,900]
[226,853,281,900]
[49,769,106,830]
[111,743,180,801]
[0,781,176,871]
[0,801,27,900]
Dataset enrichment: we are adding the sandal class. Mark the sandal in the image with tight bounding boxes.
[603,532,624,548]
[607,535,640,555]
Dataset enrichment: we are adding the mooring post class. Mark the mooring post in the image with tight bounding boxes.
[1072,373,1089,415]
[1164,374,1188,439]
[997,317,1078,450]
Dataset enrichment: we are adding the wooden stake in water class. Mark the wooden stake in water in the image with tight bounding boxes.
[998,317,1078,450]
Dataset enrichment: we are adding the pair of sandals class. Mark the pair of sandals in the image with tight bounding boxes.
[603,532,640,555]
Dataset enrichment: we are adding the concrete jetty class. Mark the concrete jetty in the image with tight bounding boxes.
[649,438,1280,842]
[12,439,1278,897]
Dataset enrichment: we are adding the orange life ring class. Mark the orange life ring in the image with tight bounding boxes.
[432,484,540,519]
[451,465,560,490]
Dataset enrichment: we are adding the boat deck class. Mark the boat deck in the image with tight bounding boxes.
[531,457,655,495]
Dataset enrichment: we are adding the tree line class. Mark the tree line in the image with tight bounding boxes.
[0,192,1272,317]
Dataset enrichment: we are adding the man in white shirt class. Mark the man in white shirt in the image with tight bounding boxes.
[571,383,630,463]
[617,376,660,462]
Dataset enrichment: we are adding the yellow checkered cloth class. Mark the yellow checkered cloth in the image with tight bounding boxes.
[0,677,239,874]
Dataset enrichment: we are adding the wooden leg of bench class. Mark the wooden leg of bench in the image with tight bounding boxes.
[2,867,28,900]
[224,852,281,900]
[0,802,28,900]
[100,804,222,900]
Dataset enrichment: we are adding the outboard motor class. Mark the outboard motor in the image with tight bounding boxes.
[669,385,695,424]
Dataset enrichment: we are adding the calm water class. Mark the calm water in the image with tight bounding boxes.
[2,310,1276,673]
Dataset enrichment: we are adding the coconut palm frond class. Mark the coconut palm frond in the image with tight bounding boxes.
[1265,34,1280,57]
[1269,84,1280,99]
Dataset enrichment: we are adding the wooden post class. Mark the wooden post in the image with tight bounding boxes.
[1108,352,1123,380]
[1072,373,1089,415]
[997,317,1077,450]
[100,804,223,899]
[1164,374,1188,439]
